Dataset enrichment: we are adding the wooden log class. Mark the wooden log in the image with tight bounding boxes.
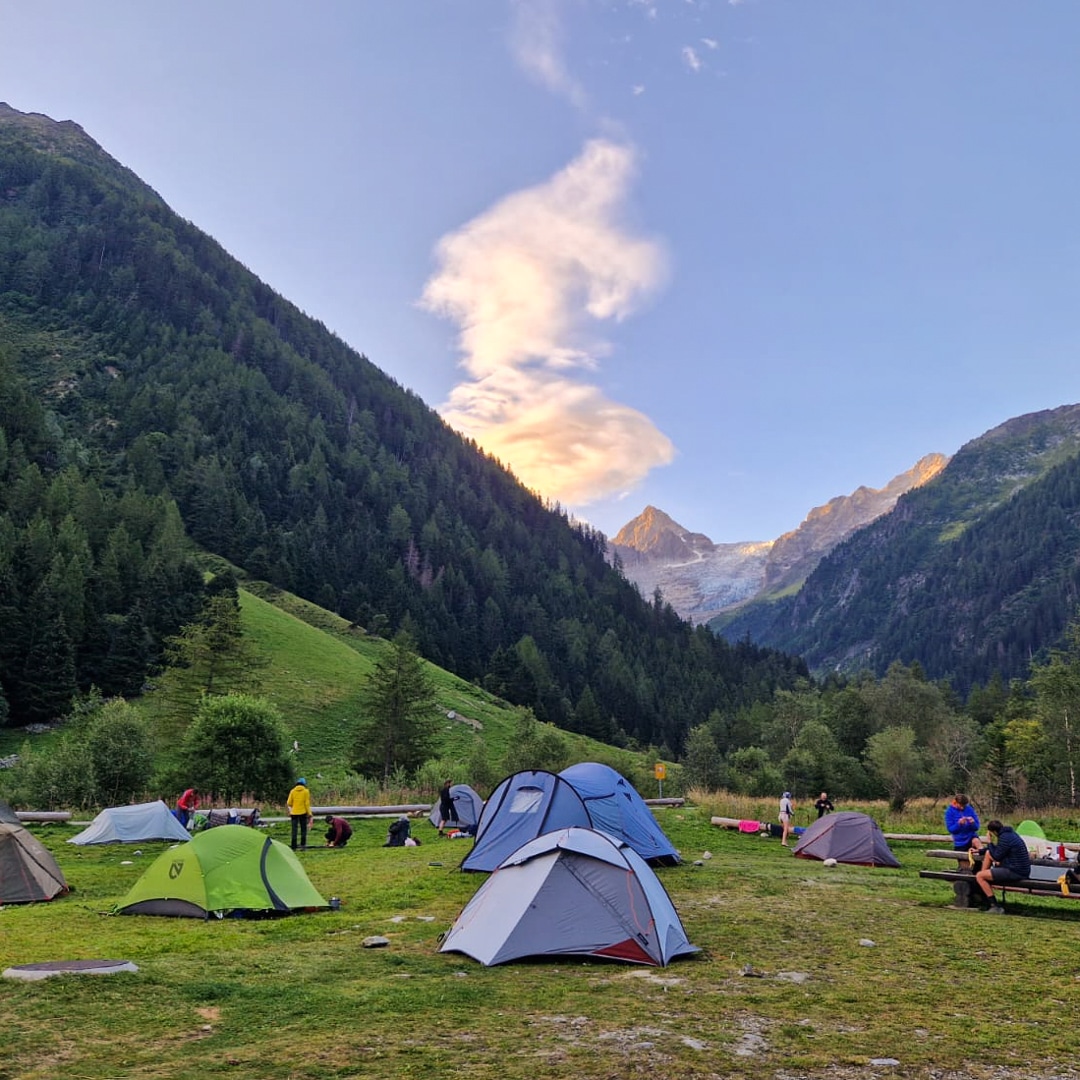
[15,811,71,823]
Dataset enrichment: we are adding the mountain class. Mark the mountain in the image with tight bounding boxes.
[715,404,1080,692]
[611,455,946,624]
[0,103,808,745]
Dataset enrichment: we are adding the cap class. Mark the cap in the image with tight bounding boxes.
[783,792,791,798]
[297,778,307,786]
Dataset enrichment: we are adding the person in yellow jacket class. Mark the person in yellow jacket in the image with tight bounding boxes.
[287,778,312,850]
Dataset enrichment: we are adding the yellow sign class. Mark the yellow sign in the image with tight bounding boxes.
[654,762,666,780]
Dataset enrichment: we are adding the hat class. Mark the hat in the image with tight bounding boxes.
[297,778,307,786]
[783,792,791,798]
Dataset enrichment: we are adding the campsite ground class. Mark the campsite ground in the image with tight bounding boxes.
[3,806,1080,1080]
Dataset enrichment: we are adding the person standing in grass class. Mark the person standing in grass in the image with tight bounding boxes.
[944,793,980,851]
[814,792,834,819]
[176,787,199,828]
[437,779,458,835]
[287,777,312,850]
[971,820,1031,914]
[779,791,795,846]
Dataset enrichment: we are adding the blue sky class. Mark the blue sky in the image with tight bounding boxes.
[3,2,1078,543]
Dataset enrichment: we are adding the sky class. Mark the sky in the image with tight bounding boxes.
[2,1,1079,543]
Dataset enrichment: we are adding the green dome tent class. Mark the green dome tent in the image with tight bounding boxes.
[117,825,327,918]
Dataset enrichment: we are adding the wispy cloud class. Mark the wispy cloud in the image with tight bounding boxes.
[510,0,587,109]
[701,37,719,50]
[681,45,702,72]
[421,139,674,506]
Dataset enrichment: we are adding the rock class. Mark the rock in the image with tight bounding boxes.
[362,936,391,948]
[859,939,876,947]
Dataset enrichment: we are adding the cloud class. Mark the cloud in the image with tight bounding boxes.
[421,139,674,507]
[682,45,703,72]
[510,0,587,109]
[701,37,719,49]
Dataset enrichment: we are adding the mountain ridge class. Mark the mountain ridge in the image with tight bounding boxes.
[611,453,947,624]
[714,403,1080,690]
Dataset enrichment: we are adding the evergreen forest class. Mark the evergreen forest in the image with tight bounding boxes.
[0,104,807,750]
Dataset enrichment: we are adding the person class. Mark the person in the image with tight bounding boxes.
[437,779,458,835]
[779,791,795,846]
[814,792,834,818]
[324,814,353,848]
[384,815,413,847]
[971,820,1031,914]
[944,793,980,851]
[286,777,312,851]
[176,788,199,828]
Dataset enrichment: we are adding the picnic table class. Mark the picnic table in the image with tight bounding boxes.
[920,848,1080,910]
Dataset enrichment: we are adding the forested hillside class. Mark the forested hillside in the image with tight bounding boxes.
[0,103,806,747]
[715,404,1080,692]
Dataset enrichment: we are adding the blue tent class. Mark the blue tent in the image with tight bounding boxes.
[428,784,485,830]
[559,762,680,866]
[460,770,593,872]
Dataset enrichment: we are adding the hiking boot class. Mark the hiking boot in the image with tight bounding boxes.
[984,904,1005,914]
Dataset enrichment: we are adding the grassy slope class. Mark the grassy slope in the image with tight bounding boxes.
[1,579,657,801]
[2,807,1078,1080]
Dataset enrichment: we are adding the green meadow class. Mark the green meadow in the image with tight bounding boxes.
[3,808,1080,1080]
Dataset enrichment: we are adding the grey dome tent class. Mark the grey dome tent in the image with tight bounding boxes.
[559,762,679,865]
[461,770,593,872]
[792,810,900,867]
[0,818,69,904]
[441,826,698,967]
[428,784,484,831]
[68,800,192,845]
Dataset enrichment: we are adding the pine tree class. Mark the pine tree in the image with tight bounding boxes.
[351,631,437,783]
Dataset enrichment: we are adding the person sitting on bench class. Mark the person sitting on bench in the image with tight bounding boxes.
[971,820,1031,914]
[324,815,353,848]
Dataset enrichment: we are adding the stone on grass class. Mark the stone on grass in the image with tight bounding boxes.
[4,959,138,981]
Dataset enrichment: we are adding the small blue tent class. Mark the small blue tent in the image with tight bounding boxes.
[428,784,485,831]
[460,770,593,872]
[559,762,680,866]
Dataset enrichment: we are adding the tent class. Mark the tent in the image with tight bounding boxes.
[0,799,20,825]
[559,762,679,865]
[461,770,593,872]
[428,784,484,831]
[0,820,69,904]
[792,811,900,867]
[68,800,192,845]
[117,825,328,918]
[440,827,699,967]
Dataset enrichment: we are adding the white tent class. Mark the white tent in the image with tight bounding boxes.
[68,800,191,845]
[440,827,699,967]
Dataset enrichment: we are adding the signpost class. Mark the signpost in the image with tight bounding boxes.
[654,762,666,799]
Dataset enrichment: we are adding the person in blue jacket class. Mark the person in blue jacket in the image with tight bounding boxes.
[944,794,980,850]
[971,820,1031,914]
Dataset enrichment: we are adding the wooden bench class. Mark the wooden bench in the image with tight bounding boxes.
[920,850,1080,909]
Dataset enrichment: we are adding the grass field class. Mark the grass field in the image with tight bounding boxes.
[4,805,1080,1080]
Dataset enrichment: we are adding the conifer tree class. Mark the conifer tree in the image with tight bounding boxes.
[351,631,437,783]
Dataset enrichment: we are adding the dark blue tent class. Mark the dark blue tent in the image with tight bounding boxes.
[460,770,593,872]
[559,762,680,866]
